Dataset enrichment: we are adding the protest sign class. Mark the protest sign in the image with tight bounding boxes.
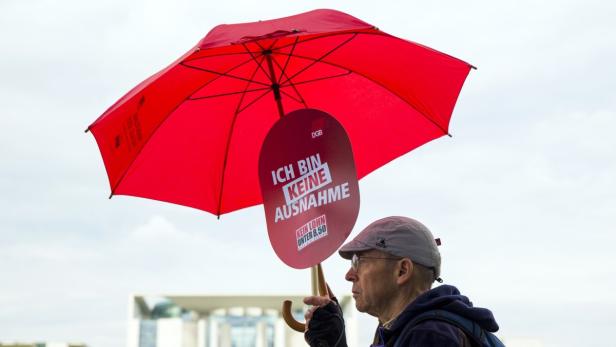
[259,109,360,269]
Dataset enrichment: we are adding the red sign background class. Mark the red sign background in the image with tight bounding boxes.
[258,109,360,269]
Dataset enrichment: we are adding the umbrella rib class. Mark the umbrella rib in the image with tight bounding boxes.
[277,36,299,85]
[268,29,470,72]
[278,88,303,104]
[108,56,266,198]
[88,49,265,132]
[281,70,353,86]
[270,30,463,135]
[215,57,267,217]
[182,50,256,63]
[235,56,268,116]
[244,39,310,111]
[180,61,270,87]
[180,53,271,102]
[279,33,357,86]
[270,52,308,108]
[268,30,371,53]
[265,34,358,110]
[237,88,272,114]
[241,43,274,83]
[277,52,450,135]
[106,92,202,198]
[268,38,281,51]
[180,31,382,64]
[256,37,280,53]
[187,86,271,101]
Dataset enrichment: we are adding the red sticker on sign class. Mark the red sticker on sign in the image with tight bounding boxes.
[258,109,360,269]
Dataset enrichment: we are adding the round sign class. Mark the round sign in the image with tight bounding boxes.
[258,108,360,269]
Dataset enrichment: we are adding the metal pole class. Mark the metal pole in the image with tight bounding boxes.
[264,52,285,118]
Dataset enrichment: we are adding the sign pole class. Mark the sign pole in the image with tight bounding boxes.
[258,108,360,332]
[264,51,321,299]
[311,265,318,296]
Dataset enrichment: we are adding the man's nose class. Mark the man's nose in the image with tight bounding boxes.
[345,267,357,282]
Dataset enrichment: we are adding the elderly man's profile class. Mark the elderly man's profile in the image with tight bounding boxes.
[303,216,504,347]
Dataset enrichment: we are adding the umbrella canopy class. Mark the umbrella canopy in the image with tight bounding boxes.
[88,9,473,217]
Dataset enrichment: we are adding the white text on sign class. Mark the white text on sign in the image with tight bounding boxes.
[274,182,350,223]
[282,163,332,205]
[270,154,323,186]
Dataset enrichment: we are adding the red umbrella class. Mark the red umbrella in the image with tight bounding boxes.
[87,9,473,217]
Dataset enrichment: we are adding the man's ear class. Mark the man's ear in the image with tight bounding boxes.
[396,258,413,284]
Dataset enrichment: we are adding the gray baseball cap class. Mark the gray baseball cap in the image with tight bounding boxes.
[339,216,441,280]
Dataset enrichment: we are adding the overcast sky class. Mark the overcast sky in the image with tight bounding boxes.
[1,0,615,346]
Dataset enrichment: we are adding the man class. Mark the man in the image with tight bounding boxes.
[303,216,501,347]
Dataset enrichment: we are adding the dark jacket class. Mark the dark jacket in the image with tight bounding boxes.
[305,285,499,347]
[374,285,499,347]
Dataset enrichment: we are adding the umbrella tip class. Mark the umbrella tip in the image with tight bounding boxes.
[108,193,113,199]
[470,65,477,70]
[447,133,453,138]
[84,126,90,133]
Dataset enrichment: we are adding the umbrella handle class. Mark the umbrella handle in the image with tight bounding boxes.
[282,263,327,332]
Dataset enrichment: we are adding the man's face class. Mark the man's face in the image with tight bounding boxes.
[345,250,400,318]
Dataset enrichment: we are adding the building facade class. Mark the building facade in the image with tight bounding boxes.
[127,294,357,347]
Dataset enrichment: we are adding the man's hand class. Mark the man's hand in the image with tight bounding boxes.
[303,285,347,347]
[303,295,332,330]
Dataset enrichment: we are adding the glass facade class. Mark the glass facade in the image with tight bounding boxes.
[208,312,279,347]
[128,296,348,347]
[138,320,157,347]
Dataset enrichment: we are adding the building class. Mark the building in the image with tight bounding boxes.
[127,294,357,347]
[0,343,86,347]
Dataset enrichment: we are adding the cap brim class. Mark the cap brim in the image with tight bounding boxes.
[338,239,373,259]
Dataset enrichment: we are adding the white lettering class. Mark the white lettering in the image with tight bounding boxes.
[273,182,352,223]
